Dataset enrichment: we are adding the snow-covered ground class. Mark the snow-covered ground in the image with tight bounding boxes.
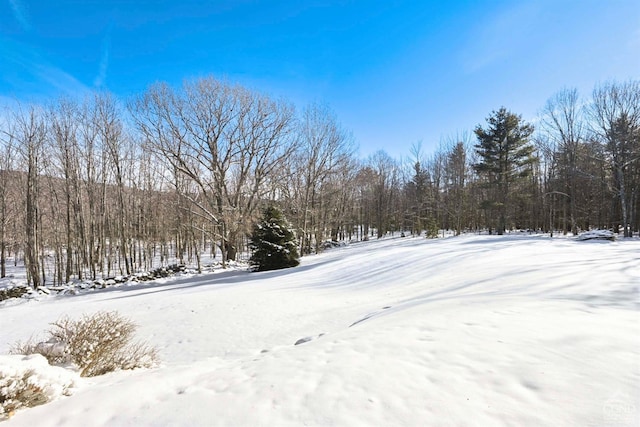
[1,234,639,426]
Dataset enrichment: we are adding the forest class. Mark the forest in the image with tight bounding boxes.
[0,77,638,287]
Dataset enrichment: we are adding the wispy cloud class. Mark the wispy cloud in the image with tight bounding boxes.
[8,0,31,31]
[0,37,91,98]
[459,1,542,73]
[93,24,113,88]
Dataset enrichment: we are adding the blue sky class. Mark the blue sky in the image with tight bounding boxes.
[1,0,638,158]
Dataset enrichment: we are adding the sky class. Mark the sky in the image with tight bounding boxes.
[1,0,638,158]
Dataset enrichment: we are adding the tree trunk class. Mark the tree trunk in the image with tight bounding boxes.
[617,166,631,238]
[25,159,40,288]
[0,239,5,279]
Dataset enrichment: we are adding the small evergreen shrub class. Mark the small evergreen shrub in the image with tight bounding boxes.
[249,206,300,272]
[11,311,158,377]
[425,217,439,238]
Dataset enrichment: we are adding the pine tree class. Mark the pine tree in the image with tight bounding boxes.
[473,107,535,234]
[249,206,300,272]
[411,161,429,235]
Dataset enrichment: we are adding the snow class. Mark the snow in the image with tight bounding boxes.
[577,229,616,241]
[1,234,639,426]
[0,354,79,417]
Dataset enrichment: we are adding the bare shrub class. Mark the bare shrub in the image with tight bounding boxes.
[0,354,77,420]
[11,311,158,377]
[10,336,67,366]
[0,368,48,419]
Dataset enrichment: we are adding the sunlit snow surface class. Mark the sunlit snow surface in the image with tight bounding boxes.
[1,234,639,426]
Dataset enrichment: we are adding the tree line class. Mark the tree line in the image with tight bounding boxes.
[0,77,638,287]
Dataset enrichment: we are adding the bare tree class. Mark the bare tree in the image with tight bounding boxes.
[444,139,470,235]
[132,77,296,263]
[9,105,47,287]
[368,150,400,238]
[93,93,133,274]
[290,103,355,253]
[0,115,15,278]
[541,88,584,234]
[78,95,110,278]
[47,98,83,282]
[588,80,640,237]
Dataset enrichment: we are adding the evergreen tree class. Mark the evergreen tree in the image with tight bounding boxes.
[405,160,429,235]
[249,206,300,272]
[473,107,535,234]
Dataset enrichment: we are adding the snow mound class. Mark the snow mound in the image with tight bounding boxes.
[0,354,79,419]
[577,229,616,241]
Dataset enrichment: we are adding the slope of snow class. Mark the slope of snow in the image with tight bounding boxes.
[1,234,639,426]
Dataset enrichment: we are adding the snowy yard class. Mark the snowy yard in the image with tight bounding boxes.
[1,234,639,426]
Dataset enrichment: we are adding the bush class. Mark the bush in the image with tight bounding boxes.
[11,311,158,377]
[425,217,439,239]
[249,206,300,272]
[0,354,78,420]
[0,285,29,302]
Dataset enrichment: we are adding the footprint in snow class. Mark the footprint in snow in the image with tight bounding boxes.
[350,306,393,327]
[294,333,325,346]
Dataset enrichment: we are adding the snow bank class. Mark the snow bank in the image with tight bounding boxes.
[0,354,79,419]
